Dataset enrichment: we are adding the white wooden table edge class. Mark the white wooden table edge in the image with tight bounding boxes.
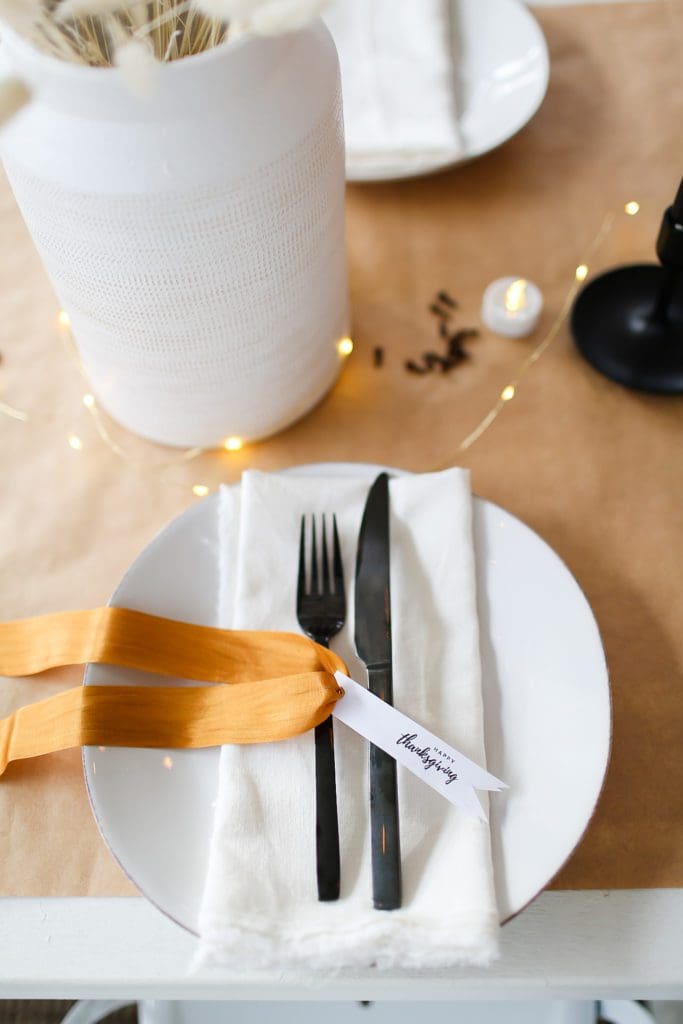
[1,890,682,999]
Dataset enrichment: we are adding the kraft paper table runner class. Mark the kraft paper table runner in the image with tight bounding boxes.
[0,0,682,898]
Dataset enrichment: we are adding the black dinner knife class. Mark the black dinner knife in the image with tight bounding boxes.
[354,472,402,910]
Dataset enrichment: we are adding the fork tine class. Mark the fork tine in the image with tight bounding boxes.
[332,514,344,597]
[310,515,319,594]
[297,515,306,604]
[321,514,331,595]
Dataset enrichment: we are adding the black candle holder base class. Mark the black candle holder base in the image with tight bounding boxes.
[571,264,683,395]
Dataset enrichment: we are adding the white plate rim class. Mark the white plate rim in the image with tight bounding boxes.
[83,462,611,933]
[344,0,550,183]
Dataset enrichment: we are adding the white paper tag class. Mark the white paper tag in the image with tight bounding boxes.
[332,672,507,822]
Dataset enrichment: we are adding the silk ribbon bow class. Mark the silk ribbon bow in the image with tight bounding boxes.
[0,607,347,775]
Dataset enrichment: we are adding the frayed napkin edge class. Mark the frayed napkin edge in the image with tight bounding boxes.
[189,911,500,974]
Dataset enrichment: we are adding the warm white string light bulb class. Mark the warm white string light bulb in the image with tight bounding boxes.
[445,210,617,459]
[5,205,637,471]
[0,399,28,422]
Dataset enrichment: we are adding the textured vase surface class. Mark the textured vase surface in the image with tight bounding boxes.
[0,22,347,447]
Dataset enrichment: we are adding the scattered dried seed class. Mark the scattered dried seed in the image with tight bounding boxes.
[448,329,479,359]
[423,352,452,371]
[373,346,384,368]
[405,359,429,375]
[406,293,478,376]
[437,290,457,309]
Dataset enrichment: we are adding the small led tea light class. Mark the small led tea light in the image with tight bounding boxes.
[482,277,543,339]
[82,393,95,409]
[57,309,71,329]
[337,336,354,357]
[624,201,640,216]
[192,484,209,497]
[68,434,83,451]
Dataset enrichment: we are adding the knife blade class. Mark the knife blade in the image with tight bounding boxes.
[354,472,402,910]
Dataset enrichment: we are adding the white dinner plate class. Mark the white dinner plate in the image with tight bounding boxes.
[345,0,550,183]
[84,464,610,931]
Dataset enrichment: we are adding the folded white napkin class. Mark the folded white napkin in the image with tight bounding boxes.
[197,467,498,970]
[323,0,462,168]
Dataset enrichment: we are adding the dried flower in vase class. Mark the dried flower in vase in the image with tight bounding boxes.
[0,77,31,127]
[0,0,328,76]
[0,0,345,449]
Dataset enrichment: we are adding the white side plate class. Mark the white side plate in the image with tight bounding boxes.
[345,0,550,182]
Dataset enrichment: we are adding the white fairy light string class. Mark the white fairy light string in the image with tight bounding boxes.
[223,436,244,452]
[0,398,28,421]
[59,322,209,475]
[436,209,618,461]
[52,318,356,495]
[337,336,354,357]
[2,202,642,489]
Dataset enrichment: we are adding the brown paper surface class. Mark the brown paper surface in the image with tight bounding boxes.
[1,1,682,897]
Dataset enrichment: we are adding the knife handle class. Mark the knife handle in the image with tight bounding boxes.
[370,743,402,910]
[314,715,341,901]
[368,664,402,910]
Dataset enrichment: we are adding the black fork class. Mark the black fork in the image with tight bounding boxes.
[296,514,345,901]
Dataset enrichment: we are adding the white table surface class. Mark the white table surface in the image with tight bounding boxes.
[1,891,682,1000]
[2,0,679,1003]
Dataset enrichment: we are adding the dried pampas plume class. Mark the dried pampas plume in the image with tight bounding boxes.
[0,77,31,128]
[193,0,325,34]
[113,36,159,96]
[0,0,327,75]
[0,0,37,33]
[250,0,327,35]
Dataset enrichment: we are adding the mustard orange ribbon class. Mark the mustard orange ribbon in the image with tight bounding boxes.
[0,608,347,775]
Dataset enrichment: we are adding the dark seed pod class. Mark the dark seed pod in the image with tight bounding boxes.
[437,290,457,309]
[405,359,428,375]
[423,352,452,372]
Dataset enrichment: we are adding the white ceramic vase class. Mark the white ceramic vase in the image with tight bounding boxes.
[0,21,347,447]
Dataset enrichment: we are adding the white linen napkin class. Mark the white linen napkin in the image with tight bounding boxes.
[323,0,462,169]
[196,467,498,970]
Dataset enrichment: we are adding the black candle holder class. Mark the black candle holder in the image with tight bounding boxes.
[571,179,683,394]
